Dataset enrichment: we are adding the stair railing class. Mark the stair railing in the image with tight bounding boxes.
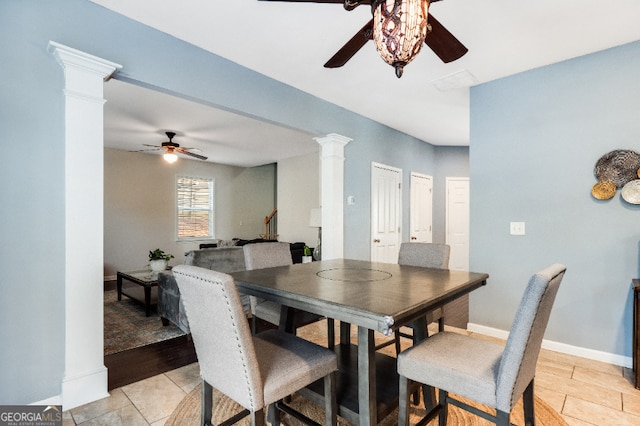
[261,208,278,240]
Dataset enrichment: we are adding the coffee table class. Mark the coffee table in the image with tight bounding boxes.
[116,269,163,316]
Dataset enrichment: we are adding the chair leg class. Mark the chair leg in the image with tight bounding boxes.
[251,408,265,426]
[437,316,445,332]
[438,389,448,426]
[324,372,337,426]
[523,379,535,426]
[394,333,402,355]
[201,379,213,426]
[398,375,410,425]
[267,402,279,426]
[327,318,335,349]
[496,410,510,426]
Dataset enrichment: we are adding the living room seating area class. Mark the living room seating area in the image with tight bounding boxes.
[157,240,307,334]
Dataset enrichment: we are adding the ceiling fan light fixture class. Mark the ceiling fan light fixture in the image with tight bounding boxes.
[163,149,178,163]
[373,0,429,78]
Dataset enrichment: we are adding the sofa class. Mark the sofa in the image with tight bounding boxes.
[158,241,306,333]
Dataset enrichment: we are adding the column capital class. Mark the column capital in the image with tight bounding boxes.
[48,41,122,81]
[314,133,352,148]
[314,133,352,160]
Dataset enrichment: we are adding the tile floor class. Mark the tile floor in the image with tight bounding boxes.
[64,321,640,425]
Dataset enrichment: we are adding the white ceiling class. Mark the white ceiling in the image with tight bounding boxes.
[104,80,318,167]
[96,0,640,165]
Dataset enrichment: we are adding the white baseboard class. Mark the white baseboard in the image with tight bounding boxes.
[32,395,62,406]
[61,366,109,410]
[467,323,633,369]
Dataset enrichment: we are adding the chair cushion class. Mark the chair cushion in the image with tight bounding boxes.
[397,331,503,408]
[254,300,282,325]
[254,330,337,406]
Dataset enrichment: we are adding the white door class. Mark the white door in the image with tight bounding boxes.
[410,172,433,243]
[371,163,402,263]
[446,177,470,271]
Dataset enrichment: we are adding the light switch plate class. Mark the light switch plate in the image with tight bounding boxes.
[510,222,526,235]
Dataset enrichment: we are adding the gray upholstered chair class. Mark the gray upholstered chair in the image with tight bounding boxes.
[397,263,566,426]
[377,242,451,353]
[243,242,293,332]
[172,265,338,426]
[243,242,332,343]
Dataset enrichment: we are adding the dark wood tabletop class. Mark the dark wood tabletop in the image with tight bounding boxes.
[231,258,489,335]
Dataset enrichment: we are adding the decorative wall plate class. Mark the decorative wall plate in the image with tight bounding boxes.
[594,149,640,188]
[621,180,640,204]
[591,180,617,200]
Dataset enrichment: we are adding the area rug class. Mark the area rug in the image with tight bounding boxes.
[104,289,186,355]
[165,383,567,426]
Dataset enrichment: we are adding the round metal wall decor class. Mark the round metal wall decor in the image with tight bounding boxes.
[591,180,617,200]
[621,180,640,204]
[594,149,640,188]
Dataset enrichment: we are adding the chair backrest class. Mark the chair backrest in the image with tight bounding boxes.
[496,263,566,412]
[243,242,293,270]
[172,265,264,411]
[398,242,451,269]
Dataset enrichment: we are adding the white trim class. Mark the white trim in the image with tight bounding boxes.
[468,323,633,368]
[49,40,121,410]
[315,133,352,260]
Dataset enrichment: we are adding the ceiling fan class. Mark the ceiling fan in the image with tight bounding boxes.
[135,131,208,163]
[260,0,468,77]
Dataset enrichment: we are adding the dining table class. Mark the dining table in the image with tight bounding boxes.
[230,258,489,425]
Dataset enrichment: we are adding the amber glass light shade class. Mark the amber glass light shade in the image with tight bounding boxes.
[373,0,429,78]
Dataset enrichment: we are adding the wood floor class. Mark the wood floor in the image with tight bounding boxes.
[105,335,197,390]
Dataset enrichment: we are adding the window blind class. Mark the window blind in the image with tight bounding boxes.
[177,176,214,239]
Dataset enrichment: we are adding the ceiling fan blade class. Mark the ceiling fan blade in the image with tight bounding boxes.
[324,19,373,68]
[176,147,208,161]
[130,147,161,152]
[425,14,468,63]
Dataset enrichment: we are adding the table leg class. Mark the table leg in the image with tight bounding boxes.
[279,305,295,333]
[116,274,123,301]
[357,326,376,426]
[340,322,351,345]
[144,286,151,317]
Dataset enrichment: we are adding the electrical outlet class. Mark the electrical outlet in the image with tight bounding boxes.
[510,222,526,235]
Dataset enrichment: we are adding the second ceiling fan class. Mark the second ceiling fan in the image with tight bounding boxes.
[260,0,468,77]
[136,132,208,163]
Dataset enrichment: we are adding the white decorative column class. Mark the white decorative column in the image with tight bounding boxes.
[49,41,122,410]
[314,133,352,260]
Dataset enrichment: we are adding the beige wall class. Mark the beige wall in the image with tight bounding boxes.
[103,148,276,276]
[276,151,320,247]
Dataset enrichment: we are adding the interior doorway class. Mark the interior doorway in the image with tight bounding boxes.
[409,172,433,243]
[371,162,402,263]
[445,177,470,271]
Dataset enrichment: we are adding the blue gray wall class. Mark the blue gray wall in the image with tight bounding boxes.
[1,0,445,404]
[470,41,640,359]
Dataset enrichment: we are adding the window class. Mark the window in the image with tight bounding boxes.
[176,176,214,240]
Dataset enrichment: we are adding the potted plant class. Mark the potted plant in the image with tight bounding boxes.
[302,245,313,263]
[149,248,174,272]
